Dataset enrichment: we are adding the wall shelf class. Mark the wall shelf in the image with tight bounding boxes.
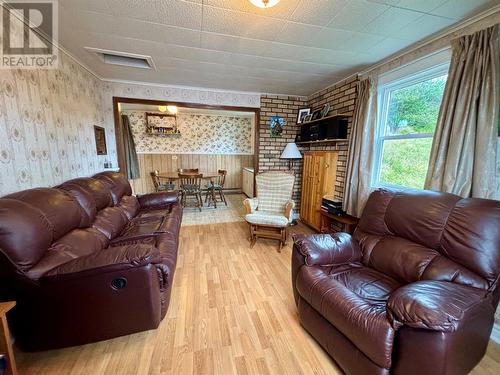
[301,113,350,126]
[296,139,348,145]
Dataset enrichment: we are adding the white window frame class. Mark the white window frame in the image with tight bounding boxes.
[372,63,449,189]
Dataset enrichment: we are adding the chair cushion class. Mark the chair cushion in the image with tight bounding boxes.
[245,212,289,227]
[296,264,400,369]
[159,183,175,191]
[181,184,200,193]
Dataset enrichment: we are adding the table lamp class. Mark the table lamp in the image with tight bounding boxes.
[280,142,302,170]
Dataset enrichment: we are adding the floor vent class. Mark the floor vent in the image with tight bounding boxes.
[85,47,155,69]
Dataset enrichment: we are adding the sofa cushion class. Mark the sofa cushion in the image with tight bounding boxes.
[27,228,109,280]
[58,183,97,227]
[296,264,399,369]
[0,199,53,271]
[110,217,165,246]
[64,178,112,210]
[93,172,132,205]
[384,189,460,250]
[441,198,500,286]
[5,188,84,240]
[117,195,140,220]
[92,207,128,240]
[367,237,440,283]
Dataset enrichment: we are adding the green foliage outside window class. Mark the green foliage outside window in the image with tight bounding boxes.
[379,75,447,188]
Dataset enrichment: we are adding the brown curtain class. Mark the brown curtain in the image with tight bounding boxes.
[425,25,499,199]
[343,77,378,217]
[121,114,140,180]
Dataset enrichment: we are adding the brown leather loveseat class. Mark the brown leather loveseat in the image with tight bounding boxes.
[292,188,500,375]
[0,172,182,351]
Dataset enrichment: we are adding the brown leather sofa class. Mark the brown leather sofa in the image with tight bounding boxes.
[292,188,500,375]
[0,172,182,351]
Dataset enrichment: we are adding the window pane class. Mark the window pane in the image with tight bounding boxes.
[386,75,447,135]
[380,138,433,189]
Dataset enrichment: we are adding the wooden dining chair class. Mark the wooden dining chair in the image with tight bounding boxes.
[178,173,203,211]
[205,169,227,208]
[177,168,199,173]
[150,170,175,192]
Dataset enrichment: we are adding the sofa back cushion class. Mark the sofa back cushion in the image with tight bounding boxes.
[0,188,84,271]
[441,198,500,286]
[93,172,132,205]
[355,189,500,289]
[117,195,140,220]
[4,188,83,241]
[0,199,52,271]
[58,182,98,227]
[92,207,129,240]
[63,178,112,210]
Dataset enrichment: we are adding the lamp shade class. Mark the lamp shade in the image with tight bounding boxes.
[280,143,302,159]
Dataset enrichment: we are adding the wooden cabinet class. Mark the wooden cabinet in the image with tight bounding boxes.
[242,167,254,197]
[300,151,338,231]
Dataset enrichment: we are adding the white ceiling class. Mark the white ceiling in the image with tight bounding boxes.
[59,0,499,96]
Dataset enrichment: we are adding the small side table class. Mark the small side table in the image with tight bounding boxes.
[0,302,17,375]
[318,210,359,235]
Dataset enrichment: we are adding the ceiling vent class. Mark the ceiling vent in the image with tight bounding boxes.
[85,47,155,70]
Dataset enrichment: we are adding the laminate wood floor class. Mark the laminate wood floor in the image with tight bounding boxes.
[16,222,500,375]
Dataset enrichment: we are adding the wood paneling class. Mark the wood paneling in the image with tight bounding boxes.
[300,151,338,231]
[130,154,254,194]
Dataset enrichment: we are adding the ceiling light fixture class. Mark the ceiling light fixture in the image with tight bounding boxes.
[249,0,280,9]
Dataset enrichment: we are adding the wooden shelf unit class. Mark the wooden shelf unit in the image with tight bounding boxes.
[296,139,349,145]
[301,113,350,126]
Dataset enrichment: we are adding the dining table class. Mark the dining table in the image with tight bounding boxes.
[157,171,221,183]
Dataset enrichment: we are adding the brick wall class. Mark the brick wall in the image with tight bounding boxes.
[259,95,308,205]
[307,75,359,202]
[258,77,359,214]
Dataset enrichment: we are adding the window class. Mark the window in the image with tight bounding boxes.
[373,65,448,189]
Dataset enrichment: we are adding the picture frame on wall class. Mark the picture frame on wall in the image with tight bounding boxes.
[296,108,311,124]
[94,126,107,155]
[303,114,313,123]
[270,116,286,137]
[311,109,322,121]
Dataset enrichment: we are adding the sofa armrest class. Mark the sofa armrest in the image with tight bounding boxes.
[243,198,258,214]
[137,191,178,210]
[387,280,491,332]
[42,244,161,281]
[292,232,362,266]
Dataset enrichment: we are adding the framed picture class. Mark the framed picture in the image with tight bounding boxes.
[320,104,331,118]
[303,114,313,123]
[270,116,285,137]
[311,109,322,121]
[94,126,107,155]
[296,108,311,124]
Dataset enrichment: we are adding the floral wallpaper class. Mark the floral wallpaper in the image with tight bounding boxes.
[0,47,261,195]
[124,111,254,155]
[0,52,116,196]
